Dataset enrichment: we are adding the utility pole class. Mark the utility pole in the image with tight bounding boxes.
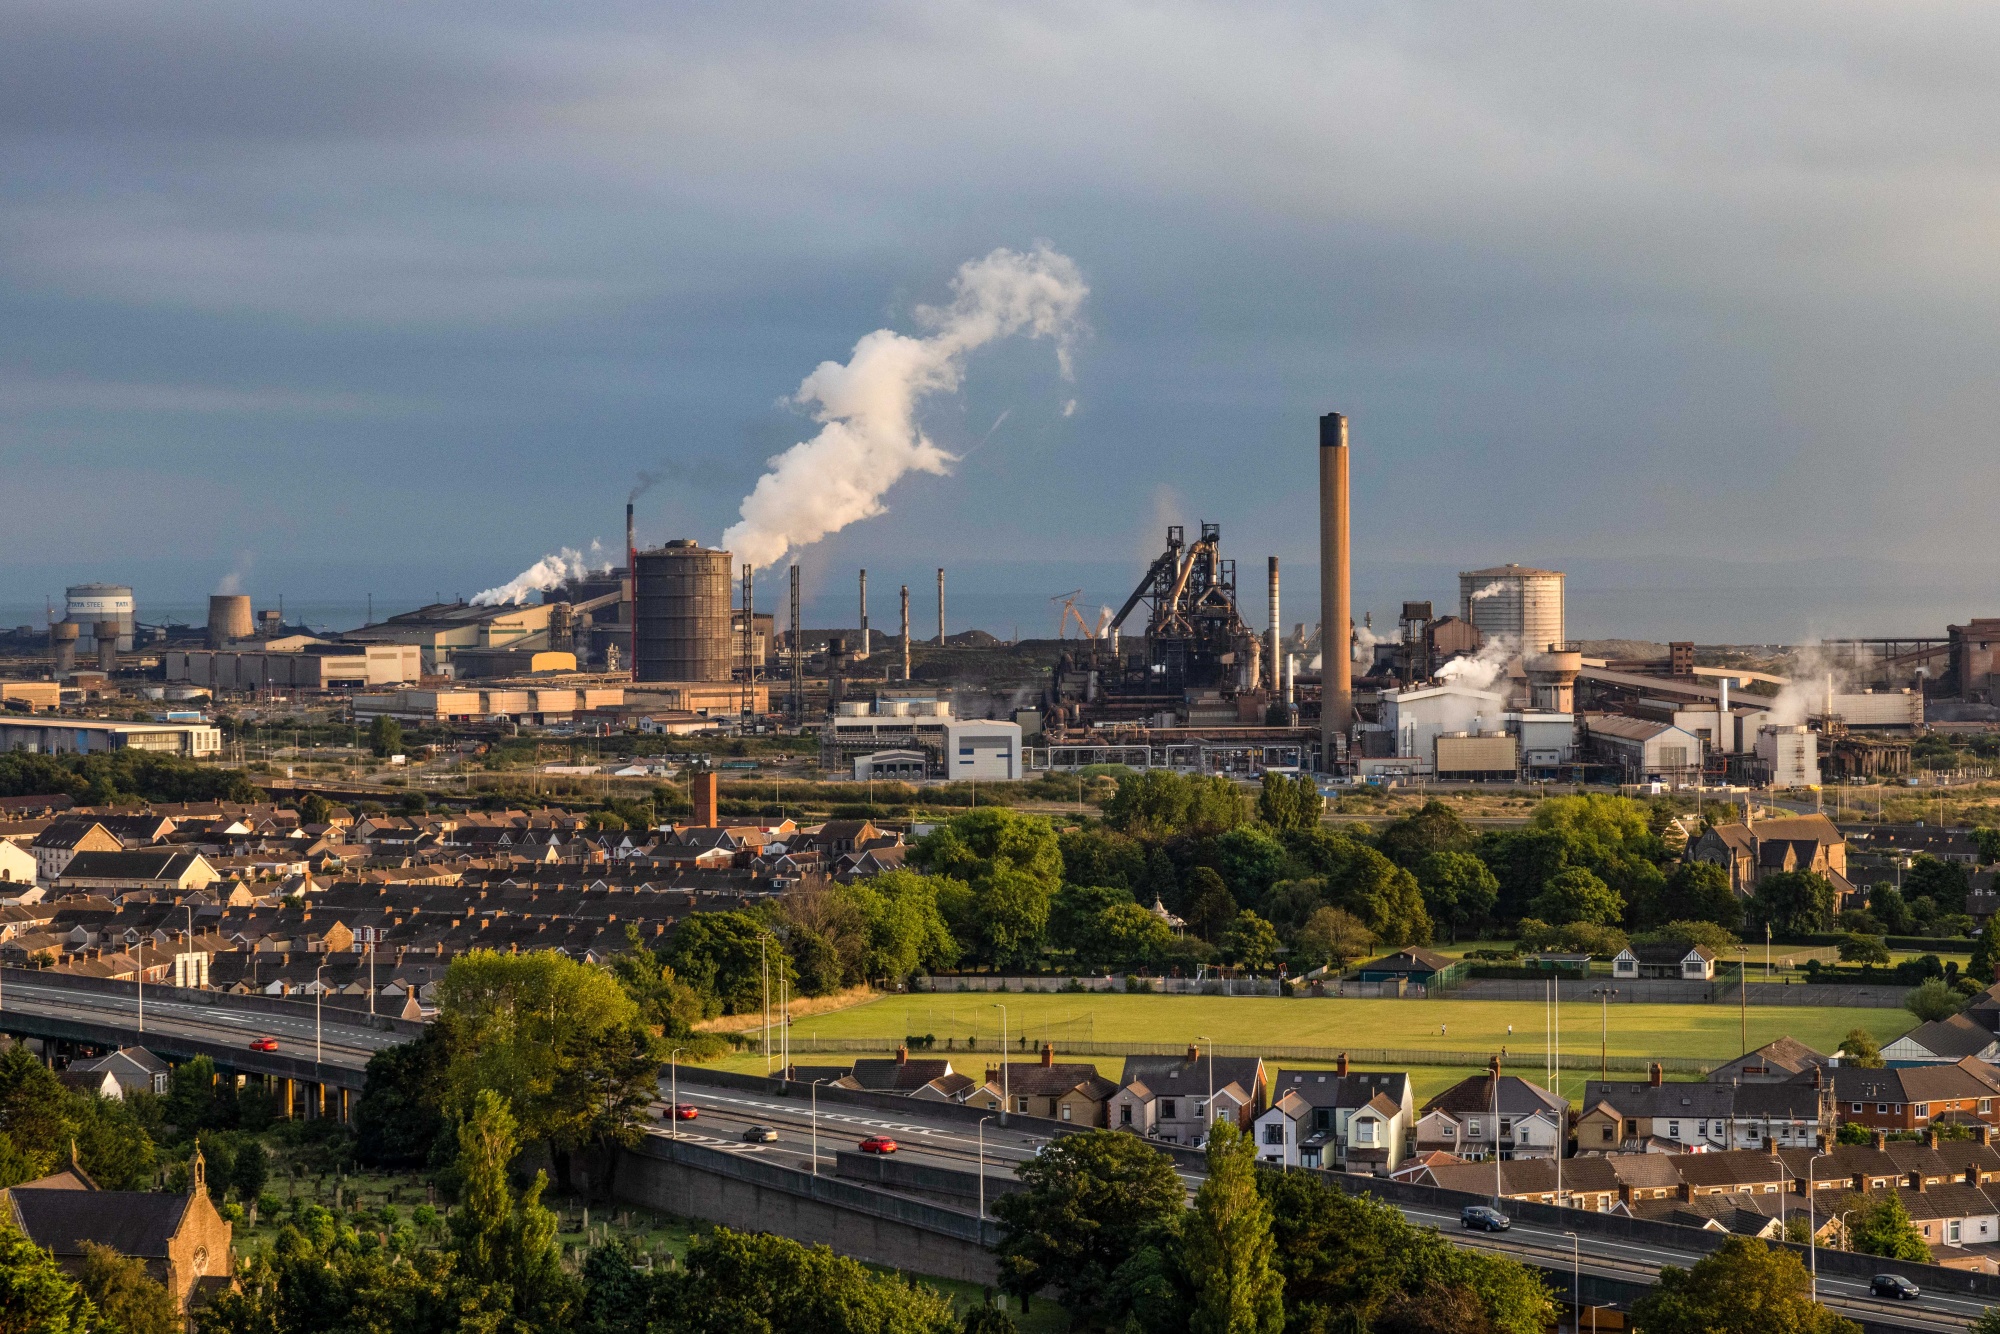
[1737,946,1750,1055]
[936,569,946,646]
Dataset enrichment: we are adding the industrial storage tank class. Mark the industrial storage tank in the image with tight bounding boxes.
[1459,564,1565,654]
[207,594,254,648]
[634,541,734,682]
[66,584,135,653]
[49,621,79,676]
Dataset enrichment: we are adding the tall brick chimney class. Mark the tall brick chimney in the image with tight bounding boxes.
[692,769,718,828]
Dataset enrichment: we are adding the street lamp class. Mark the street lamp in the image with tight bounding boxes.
[992,1003,1010,1124]
[315,963,327,1064]
[1197,1034,1216,1143]
[811,1078,832,1175]
[978,1115,996,1220]
[1563,1231,1580,1333]
[669,1047,687,1139]
[1589,988,1618,1080]
[1804,1150,1836,1302]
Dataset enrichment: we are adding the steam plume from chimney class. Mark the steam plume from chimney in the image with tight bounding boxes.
[721,245,1087,569]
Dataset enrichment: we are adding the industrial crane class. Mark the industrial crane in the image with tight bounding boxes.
[1051,589,1096,639]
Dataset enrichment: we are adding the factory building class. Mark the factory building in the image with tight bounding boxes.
[65,584,135,654]
[0,717,221,759]
[822,699,1022,781]
[634,541,734,683]
[352,685,625,724]
[1459,565,1564,653]
[340,601,562,674]
[1755,724,1821,788]
[1579,716,1703,786]
[166,644,422,691]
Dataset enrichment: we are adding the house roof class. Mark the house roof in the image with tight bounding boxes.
[1356,947,1453,974]
[59,850,209,882]
[1267,1068,1410,1111]
[1423,1071,1565,1117]
[1710,1037,1830,1082]
[1121,1053,1265,1095]
[1893,1014,1999,1060]
[5,1188,192,1258]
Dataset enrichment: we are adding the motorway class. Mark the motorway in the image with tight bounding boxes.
[660,1074,1984,1332]
[0,976,400,1070]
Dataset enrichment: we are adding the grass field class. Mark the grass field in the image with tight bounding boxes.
[771,991,1915,1060]
[709,990,1919,1108]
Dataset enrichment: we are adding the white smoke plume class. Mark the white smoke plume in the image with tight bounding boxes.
[721,245,1088,569]
[1767,645,1831,725]
[1436,634,1519,692]
[1468,580,1506,601]
[215,552,254,596]
[1352,624,1382,665]
[472,548,591,606]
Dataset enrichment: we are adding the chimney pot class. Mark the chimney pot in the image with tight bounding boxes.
[896,1044,908,1065]
[1676,1182,1693,1202]
[1924,1128,1938,1148]
[1872,1130,1887,1151]
[1041,1042,1054,1068]
[1188,1043,1199,1063]
[1337,1052,1350,1077]
[1649,1062,1663,1088]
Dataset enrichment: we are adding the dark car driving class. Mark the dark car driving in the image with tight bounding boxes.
[1869,1274,1920,1300]
[1461,1205,1510,1232]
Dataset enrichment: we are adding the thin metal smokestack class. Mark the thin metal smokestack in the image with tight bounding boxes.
[789,564,803,719]
[857,569,870,660]
[936,568,946,647]
[1267,557,1281,694]
[900,584,911,681]
[740,563,754,719]
[626,502,637,677]
[1319,412,1352,760]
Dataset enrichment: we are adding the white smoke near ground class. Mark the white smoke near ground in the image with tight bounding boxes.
[1352,625,1382,665]
[472,548,591,606]
[721,245,1088,569]
[1768,643,1833,725]
[1436,634,1519,692]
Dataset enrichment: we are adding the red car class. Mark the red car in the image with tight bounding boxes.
[858,1136,898,1154]
[671,1104,699,1121]
[249,1037,279,1053]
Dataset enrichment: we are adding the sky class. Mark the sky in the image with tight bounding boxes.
[6,1,2000,641]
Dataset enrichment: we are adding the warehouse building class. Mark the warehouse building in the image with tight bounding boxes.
[822,699,1022,780]
[352,684,626,725]
[1580,715,1702,786]
[0,718,221,759]
[165,643,422,691]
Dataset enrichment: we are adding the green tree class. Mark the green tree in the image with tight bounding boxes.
[1905,979,1959,1023]
[1183,1122,1283,1334]
[605,927,724,1055]
[1905,855,1970,916]
[1258,1171,1550,1333]
[1636,920,1739,957]
[1750,871,1837,936]
[1094,902,1176,973]
[1868,884,1915,935]
[979,865,1056,969]
[1056,827,1146,892]
[76,1242,179,1334]
[297,791,333,826]
[1479,826,1580,923]
[1973,827,2000,866]
[1631,1235,1858,1334]
[449,1090,574,1326]
[0,1044,71,1180]
[1531,867,1624,927]
[1185,868,1238,943]
[1293,906,1376,974]
[1102,770,1244,839]
[367,715,403,758]
[1254,772,1323,834]
[0,1213,93,1334]
[915,808,1063,894]
[1972,930,1998,988]
[1288,832,1432,946]
[1836,933,1890,964]
[1377,799,1478,871]
[665,911,792,1016]
[1210,827,1290,908]
[1050,884,1135,965]
[230,1139,268,1202]
[837,872,961,981]
[993,1129,1187,1322]
[1660,860,1743,931]
[657,1228,958,1334]
[1417,850,1500,942]
[354,1026,452,1169]
[434,950,660,1191]
[1219,912,1281,975]
[1840,1027,1883,1068]
[1845,1192,1931,1262]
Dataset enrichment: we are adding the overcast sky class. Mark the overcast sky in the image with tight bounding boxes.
[6,1,2000,636]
